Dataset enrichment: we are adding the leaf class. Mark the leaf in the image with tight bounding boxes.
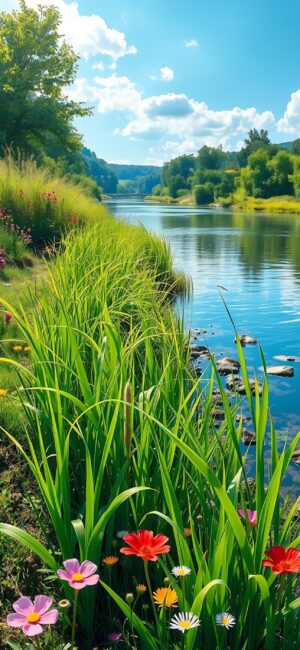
[0,523,58,571]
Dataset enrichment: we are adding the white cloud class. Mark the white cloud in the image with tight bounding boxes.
[68,75,141,113]
[2,0,137,61]
[184,39,199,48]
[92,62,105,72]
[277,90,300,134]
[160,66,174,82]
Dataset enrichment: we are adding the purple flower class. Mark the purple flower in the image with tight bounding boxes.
[0,257,6,269]
[108,632,122,642]
[57,558,99,590]
[7,595,58,637]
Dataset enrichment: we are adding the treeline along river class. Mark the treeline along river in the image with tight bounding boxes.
[107,199,300,492]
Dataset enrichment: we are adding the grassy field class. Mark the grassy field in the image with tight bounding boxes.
[0,180,300,648]
[233,195,300,213]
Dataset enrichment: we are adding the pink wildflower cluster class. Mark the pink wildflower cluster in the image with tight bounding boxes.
[40,191,58,203]
[0,207,32,244]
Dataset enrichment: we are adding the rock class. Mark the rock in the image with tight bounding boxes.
[242,429,256,446]
[217,357,240,375]
[241,477,256,498]
[235,334,257,346]
[190,343,210,360]
[211,408,225,421]
[292,449,300,465]
[266,366,294,377]
[226,374,262,396]
[274,355,297,362]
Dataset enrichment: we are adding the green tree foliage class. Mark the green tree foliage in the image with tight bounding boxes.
[161,155,196,193]
[194,182,214,205]
[291,138,300,155]
[239,148,295,199]
[197,145,226,170]
[268,150,294,196]
[83,148,118,194]
[237,129,271,167]
[0,1,90,157]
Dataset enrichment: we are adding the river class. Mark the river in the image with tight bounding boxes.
[107,198,300,490]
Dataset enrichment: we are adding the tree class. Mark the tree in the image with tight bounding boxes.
[194,183,214,205]
[197,145,226,170]
[267,150,294,196]
[83,148,118,194]
[237,129,271,167]
[291,139,300,155]
[169,174,186,198]
[161,155,196,191]
[0,0,90,157]
[241,149,272,198]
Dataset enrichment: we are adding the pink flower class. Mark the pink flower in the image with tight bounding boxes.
[57,558,99,590]
[238,508,257,527]
[5,312,12,324]
[0,257,6,269]
[7,595,58,637]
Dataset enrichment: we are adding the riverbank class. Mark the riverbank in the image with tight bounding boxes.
[145,192,300,213]
[1,200,300,648]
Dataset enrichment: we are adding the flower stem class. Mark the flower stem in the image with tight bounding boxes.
[35,637,42,650]
[144,560,160,636]
[71,589,79,647]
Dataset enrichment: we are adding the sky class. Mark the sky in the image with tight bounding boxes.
[3,0,300,165]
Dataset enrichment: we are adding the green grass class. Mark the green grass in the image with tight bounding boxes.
[0,155,110,246]
[233,195,300,213]
[0,218,299,649]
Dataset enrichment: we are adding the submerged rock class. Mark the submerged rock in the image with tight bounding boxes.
[274,355,297,362]
[189,343,210,359]
[211,407,225,421]
[291,449,300,465]
[242,429,256,446]
[217,357,240,375]
[235,334,257,346]
[266,365,294,377]
[226,374,262,395]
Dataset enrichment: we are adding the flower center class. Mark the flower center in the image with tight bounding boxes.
[221,616,230,625]
[139,546,151,555]
[27,612,40,624]
[177,569,185,575]
[72,572,84,582]
[179,621,191,629]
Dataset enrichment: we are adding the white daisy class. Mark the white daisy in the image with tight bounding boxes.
[216,612,236,629]
[170,612,201,633]
[172,565,191,578]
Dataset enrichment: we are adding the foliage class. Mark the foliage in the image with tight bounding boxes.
[82,148,118,194]
[161,155,196,195]
[0,156,110,246]
[0,0,90,159]
[194,182,215,205]
[237,129,271,167]
[197,144,227,170]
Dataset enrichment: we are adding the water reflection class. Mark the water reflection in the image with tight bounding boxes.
[107,200,300,490]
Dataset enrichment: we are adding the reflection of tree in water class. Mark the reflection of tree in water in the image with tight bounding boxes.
[161,210,300,279]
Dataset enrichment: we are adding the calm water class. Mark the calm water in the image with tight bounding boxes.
[107,199,300,489]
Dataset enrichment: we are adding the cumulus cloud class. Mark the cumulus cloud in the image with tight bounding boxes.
[277,90,300,134]
[184,39,199,48]
[160,67,174,82]
[68,75,141,113]
[2,0,137,61]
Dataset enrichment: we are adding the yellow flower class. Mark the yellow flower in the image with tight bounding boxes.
[102,555,119,566]
[153,587,178,609]
[24,346,31,352]
[136,584,147,595]
[184,528,192,537]
[13,345,22,352]
[0,389,7,397]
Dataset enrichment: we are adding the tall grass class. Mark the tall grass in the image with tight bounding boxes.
[0,221,299,648]
[0,156,110,246]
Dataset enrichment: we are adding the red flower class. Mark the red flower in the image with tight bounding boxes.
[262,546,300,574]
[120,530,171,561]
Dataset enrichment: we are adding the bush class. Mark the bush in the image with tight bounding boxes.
[194,182,214,205]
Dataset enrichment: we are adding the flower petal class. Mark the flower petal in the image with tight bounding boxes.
[57,569,72,581]
[7,613,27,627]
[79,560,98,577]
[22,622,44,636]
[69,580,87,590]
[63,558,80,574]
[34,595,52,615]
[83,574,99,586]
[13,597,34,616]
[40,609,59,625]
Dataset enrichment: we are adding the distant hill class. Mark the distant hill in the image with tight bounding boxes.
[108,163,162,181]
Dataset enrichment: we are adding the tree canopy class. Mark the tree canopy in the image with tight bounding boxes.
[0,0,90,157]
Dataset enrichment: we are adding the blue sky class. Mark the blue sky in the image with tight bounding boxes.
[4,0,300,164]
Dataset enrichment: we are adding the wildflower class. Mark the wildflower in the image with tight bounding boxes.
[102,556,119,566]
[184,528,192,537]
[153,587,178,609]
[125,593,134,604]
[238,508,257,526]
[13,345,22,352]
[0,389,7,397]
[172,566,191,577]
[5,312,12,324]
[120,530,171,561]
[58,599,71,609]
[164,577,170,586]
[57,559,99,589]
[136,584,147,594]
[170,612,201,633]
[0,256,6,268]
[24,346,31,353]
[7,595,58,637]
[108,632,122,642]
[262,546,300,574]
[216,612,236,629]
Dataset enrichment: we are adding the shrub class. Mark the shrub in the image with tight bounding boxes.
[194,182,214,205]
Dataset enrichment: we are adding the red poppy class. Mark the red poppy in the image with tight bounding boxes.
[120,530,171,561]
[262,546,300,574]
